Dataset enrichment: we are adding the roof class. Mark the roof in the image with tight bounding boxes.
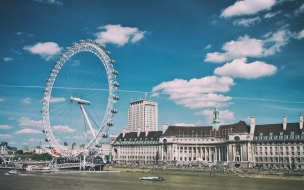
[115,131,163,141]
[254,122,303,136]
[163,121,249,137]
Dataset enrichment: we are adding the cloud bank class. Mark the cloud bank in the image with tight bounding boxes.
[205,29,294,63]
[152,76,234,109]
[214,58,277,79]
[221,0,276,18]
[23,42,62,61]
[95,24,146,46]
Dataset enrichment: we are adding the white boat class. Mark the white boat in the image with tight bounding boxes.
[139,176,165,181]
[8,170,20,175]
[25,165,51,173]
[4,169,20,175]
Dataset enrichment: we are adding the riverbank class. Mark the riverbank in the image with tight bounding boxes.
[2,168,304,190]
[105,165,304,181]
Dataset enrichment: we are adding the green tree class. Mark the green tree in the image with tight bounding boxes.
[16,150,23,155]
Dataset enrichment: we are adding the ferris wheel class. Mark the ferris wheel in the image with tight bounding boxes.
[41,39,119,158]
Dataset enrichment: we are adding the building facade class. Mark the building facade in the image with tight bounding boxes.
[128,99,158,132]
[113,109,304,169]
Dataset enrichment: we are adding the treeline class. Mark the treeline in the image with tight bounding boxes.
[14,151,52,161]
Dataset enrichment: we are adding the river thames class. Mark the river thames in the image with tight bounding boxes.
[1,169,304,190]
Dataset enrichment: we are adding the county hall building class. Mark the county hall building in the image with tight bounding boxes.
[112,104,304,169]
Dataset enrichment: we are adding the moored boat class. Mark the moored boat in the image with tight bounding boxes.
[139,176,165,181]
[25,165,51,173]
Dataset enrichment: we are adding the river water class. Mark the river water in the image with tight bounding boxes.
[1,169,303,190]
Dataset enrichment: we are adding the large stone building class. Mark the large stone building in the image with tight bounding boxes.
[112,108,304,169]
[128,99,158,132]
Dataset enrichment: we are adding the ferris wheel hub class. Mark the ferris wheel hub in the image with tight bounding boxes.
[70,96,90,105]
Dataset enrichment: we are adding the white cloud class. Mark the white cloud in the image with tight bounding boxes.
[130,31,146,43]
[214,58,277,79]
[195,109,235,125]
[4,57,13,61]
[221,0,276,18]
[28,138,41,142]
[205,35,263,63]
[8,141,16,145]
[23,42,62,61]
[175,123,195,127]
[205,30,293,63]
[0,125,13,129]
[0,98,5,102]
[50,97,66,103]
[34,0,63,6]
[18,117,42,128]
[263,29,291,56]
[233,17,261,27]
[264,11,282,19]
[21,98,31,105]
[0,134,14,139]
[295,29,304,40]
[205,44,212,49]
[52,125,76,133]
[14,128,42,135]
[152,76,234,109]
[95,24,146,46]
[294,4,304,16]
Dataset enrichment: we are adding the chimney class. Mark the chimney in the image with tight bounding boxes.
[163,123,168,134]
[123,128,126,137]
[283,115,287,130]
[250,116,255,135]
[300,114,303,130]
[137,127,141,137]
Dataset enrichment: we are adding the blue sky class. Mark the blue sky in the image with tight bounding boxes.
[1,0,304,149]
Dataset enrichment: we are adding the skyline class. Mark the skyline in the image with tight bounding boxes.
[1,0,304,149]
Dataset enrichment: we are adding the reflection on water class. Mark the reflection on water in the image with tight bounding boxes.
[0,169,303,190]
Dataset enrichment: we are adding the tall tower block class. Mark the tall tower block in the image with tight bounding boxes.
[128,99,158,132]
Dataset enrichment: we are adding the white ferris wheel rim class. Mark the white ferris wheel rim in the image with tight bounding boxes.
[41,39,119,157]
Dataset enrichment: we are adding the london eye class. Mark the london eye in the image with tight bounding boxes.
[41,39,119,158]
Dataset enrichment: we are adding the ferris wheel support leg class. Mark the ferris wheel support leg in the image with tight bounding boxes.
[79,156,81,171]
[80,104,96,139]
[83,154,86,170]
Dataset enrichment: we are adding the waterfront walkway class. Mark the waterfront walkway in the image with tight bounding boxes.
[108,165,304,180]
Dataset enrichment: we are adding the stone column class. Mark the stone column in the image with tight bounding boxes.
[182,146,184,161]
[215,147,217,162]
[227,146,229,163]
[204,147,207,161]
[177,146,180,161]
[219,147,221,161]
[240,145,243,161]
[209,147,212,162]
[192,146,194,161]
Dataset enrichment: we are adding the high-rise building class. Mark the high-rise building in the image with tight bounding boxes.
[128,99,158,132]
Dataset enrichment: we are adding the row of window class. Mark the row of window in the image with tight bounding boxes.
[254,134,304,140]
[255,157,302,163]
[255,146,303,152]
